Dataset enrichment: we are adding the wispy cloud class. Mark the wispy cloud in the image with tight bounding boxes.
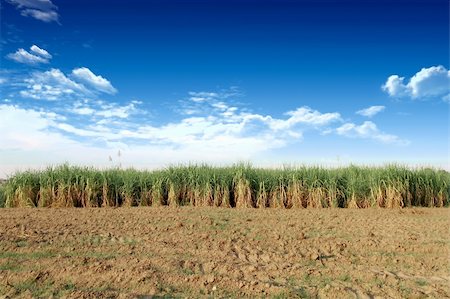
[382,65,450,102]
[7,45,51,65]
[356,105,385,117]
[184,89,340,129]
[336,121,409,145]
[71,99,141,119]
[188,91,218,103]
[7,0,59,23]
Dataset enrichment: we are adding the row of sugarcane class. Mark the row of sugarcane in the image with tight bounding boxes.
[0,164,448,208]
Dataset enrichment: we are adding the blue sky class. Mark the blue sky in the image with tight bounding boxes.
[0,0,449,176]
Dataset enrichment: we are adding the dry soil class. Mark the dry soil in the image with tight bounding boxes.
[0,207,449,298]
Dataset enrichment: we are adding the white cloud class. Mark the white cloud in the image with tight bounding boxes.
[21,9,58,22]
[284,107,341,126]
[382,75,408,97]
[409,66,449,98]
[356,105,385,117]
[71,100,140,119]
[183,90,341,130]
[0,103,300,177]
[0,86,413,177]
[7,46,51,65]
[7,0,57,12]
[30,45,52,59]
[264,107,341,131]
[443,94,450,103]
[336,121,409,145]
[61,101,338,150]
[55,123,101,138]
[0,104,66,150]
[7,0,59,23]
[189,91,218,98]
[0,104,118,177]
[188,91,218,102]
[0,89,343,175]
[186,89,242,105]
[72,106,95,116]
[20,68,117,100]
[190,96,208,103]
[382,65,450,101]
[96,103,137,118]
[71,67,117,94]
[20,68,89,100]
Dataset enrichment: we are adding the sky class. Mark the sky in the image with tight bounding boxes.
[0,0,449,177]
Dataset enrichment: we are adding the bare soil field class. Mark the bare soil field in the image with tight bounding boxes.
[0,208,448,298]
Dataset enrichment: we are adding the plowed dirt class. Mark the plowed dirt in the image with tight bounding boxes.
[0,207,448,298]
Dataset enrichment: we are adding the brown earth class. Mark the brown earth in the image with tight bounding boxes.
[0,207,449,298]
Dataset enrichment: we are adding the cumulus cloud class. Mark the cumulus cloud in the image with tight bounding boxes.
[336,121,409,145]
[382,75,408,97]
[71,67,117,94]
[7,0,59,23]
[382,65,450,101]
[356,105,385,117]
[7,45,51,65]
